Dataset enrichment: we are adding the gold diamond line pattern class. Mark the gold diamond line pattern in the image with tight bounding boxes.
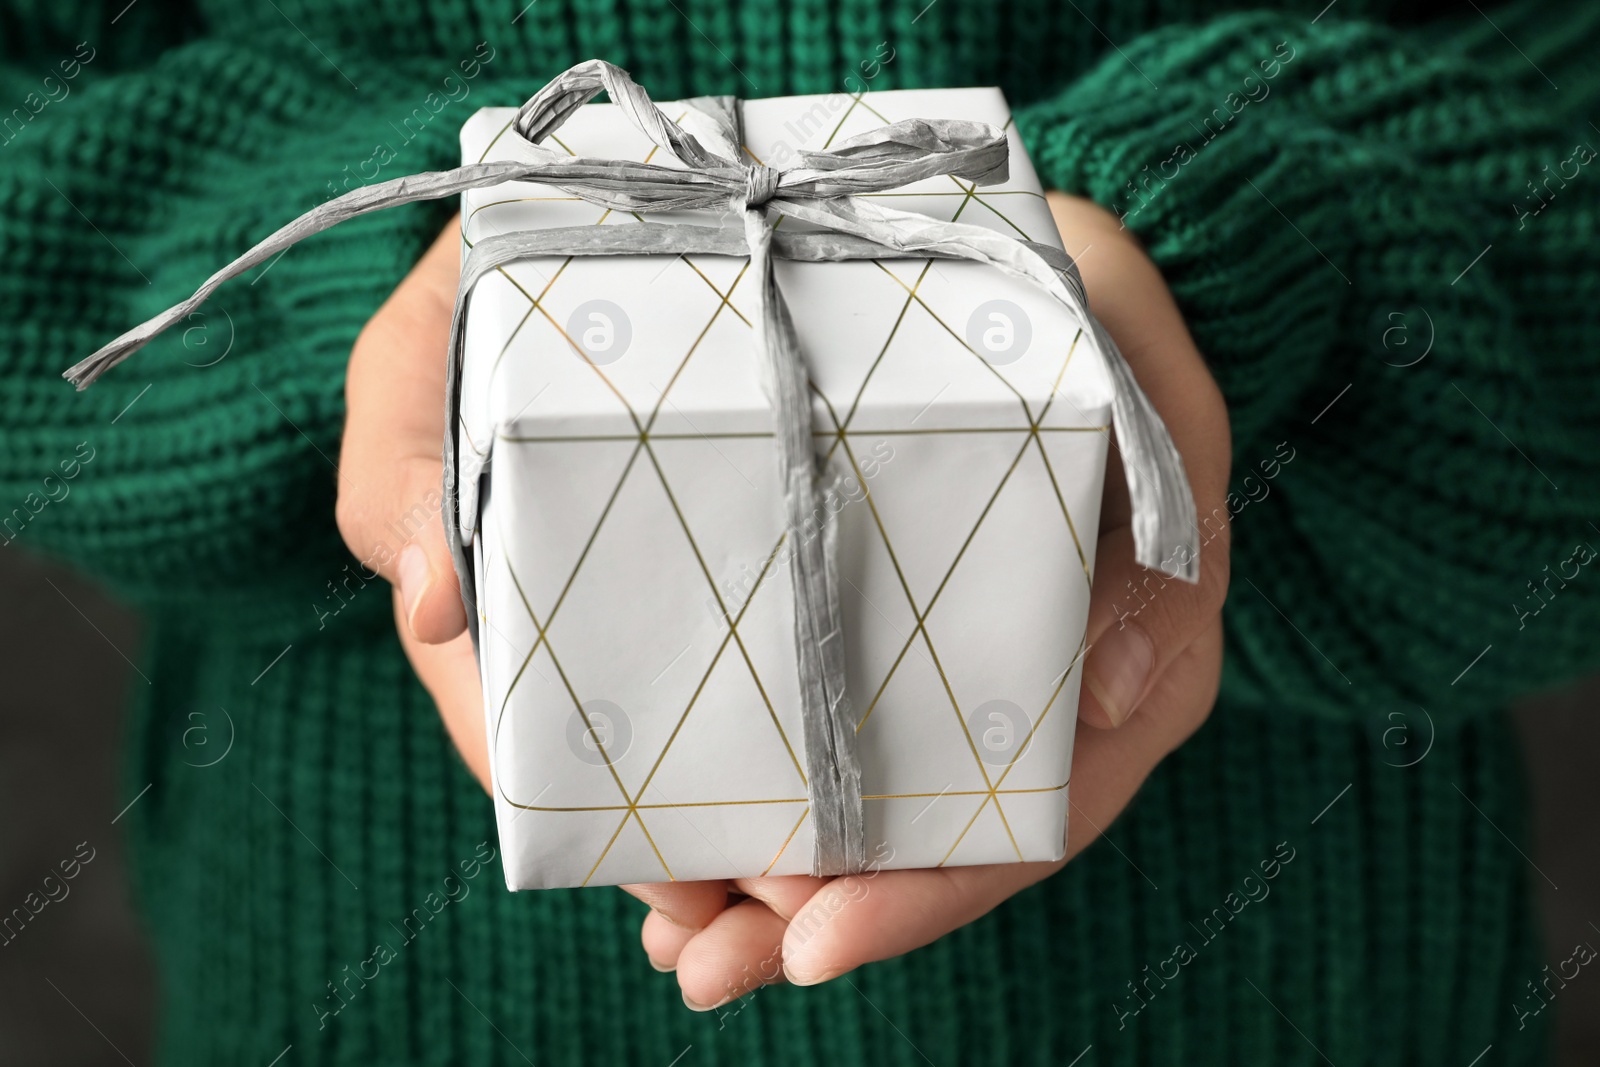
[816,324,1088,865]
[475,95,1099,881]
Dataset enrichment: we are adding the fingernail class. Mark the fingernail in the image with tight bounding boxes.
[652,907,696,932]
[398,544,432,636]
[782,962,823,987]
[648,957,676,973]
[682,991,714,1012]
[1084,623,1155,727]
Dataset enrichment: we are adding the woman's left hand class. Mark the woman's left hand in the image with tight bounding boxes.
[624,191,1233,1010]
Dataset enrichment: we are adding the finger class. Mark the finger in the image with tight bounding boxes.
[729,874,831,921]
[677,897,791,1010]
[780,863,1053,987]
[628,873,825,990]
[619,880,731,932]
[1077,515,1228,728]
[641,907,696,972]
[1072,625,1222,798]
[782,671,1218,987]
[336,221,467,645]
[392,590,489,787]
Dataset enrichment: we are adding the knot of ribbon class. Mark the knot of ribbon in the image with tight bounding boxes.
[64,59,1199,878]
[742,164,781,207]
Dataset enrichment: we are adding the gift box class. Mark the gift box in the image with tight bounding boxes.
[456,87,1121,890]
[67,61,1195,892]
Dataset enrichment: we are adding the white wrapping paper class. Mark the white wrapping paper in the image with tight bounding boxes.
[457,88,1111,889]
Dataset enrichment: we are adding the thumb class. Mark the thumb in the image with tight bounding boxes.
[335,221,468,645]
[1078,513,1229,728]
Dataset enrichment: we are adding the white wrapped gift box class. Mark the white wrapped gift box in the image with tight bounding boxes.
[455,87,1112,890]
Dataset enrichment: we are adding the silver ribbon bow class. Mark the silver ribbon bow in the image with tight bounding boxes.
[65,59,1199,878]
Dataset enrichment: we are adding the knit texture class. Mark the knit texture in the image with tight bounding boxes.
[2,0,1597,1063]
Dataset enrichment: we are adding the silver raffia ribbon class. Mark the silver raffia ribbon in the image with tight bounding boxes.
[64,60,1199,878]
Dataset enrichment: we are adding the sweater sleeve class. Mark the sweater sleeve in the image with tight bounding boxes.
[0,25,503,618]
[1014,3,1600,720]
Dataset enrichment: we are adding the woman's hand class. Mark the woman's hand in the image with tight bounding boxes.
[335,193,1231,1009]
[335,219,488,788]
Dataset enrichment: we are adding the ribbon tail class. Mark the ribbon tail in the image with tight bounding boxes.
[1029,246,1200,581]
[743,208,864,878]
[1087,315,1201,582]
[63,160,563,390]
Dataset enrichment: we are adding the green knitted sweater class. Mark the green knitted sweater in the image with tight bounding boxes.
[4,0,1598,1063]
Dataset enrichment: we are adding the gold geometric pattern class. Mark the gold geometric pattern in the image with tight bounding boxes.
[461,90,1107,886]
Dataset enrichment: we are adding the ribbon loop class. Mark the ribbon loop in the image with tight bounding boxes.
[64,61,1201,878]
[514,58,726,171]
